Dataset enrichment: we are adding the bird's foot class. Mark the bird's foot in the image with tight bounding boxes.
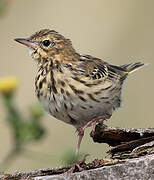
[91,114,111,136]
[66,154,89,173]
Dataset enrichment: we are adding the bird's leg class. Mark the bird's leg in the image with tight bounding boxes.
[92,119,97,134]
[68,115,111,173]
[76,129,84,155]
[76,119,96,154]
[76,114,111,154]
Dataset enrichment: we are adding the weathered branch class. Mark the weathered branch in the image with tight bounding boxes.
[90,124,154,158]
[1,154,154,180]
[91,124,154,146]
[1,125,154,179]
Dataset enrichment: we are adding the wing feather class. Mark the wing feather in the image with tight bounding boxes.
[78,55,120,82]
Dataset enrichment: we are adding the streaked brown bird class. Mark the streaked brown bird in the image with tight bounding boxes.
[15,29,146,154]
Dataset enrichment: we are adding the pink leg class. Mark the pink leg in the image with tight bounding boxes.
[92,120,97,134]
[92,114,111,134]
[76,130,84,154]
[76,114,111,154]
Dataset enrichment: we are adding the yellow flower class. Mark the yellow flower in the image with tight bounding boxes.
[0,76,19,94]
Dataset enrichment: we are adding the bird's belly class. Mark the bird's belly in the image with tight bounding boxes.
[37,89,121,129]
[38,93,70,122]
[35,69,122,129]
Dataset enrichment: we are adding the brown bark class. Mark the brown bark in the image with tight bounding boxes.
[1,154,153,180]
[1,125,154,180]
[90,124,154,158]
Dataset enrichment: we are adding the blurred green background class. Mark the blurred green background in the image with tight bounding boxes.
[0,0,153,173]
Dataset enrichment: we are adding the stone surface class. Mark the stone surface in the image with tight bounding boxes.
[35,155,154,180]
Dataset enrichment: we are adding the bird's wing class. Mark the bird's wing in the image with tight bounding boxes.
[78,55,120,82]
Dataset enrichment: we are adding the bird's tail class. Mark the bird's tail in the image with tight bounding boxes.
[120,62,147,74]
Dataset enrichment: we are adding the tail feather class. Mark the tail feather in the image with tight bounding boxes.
[109,62,147,81]
[120,62,147,73]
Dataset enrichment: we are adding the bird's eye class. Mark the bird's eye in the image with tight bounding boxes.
[42,40,51,47]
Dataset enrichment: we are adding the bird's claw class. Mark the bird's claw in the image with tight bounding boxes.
[66,154,89,173]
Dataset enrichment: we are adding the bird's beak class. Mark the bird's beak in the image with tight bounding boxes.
[14,38,39,49]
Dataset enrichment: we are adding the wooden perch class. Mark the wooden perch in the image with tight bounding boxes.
[90,124,154,158]
[1,154,154,180]
[1,125,154,179]
[91,124,154,146]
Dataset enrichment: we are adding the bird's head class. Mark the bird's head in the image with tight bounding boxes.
[15,29,76,63]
